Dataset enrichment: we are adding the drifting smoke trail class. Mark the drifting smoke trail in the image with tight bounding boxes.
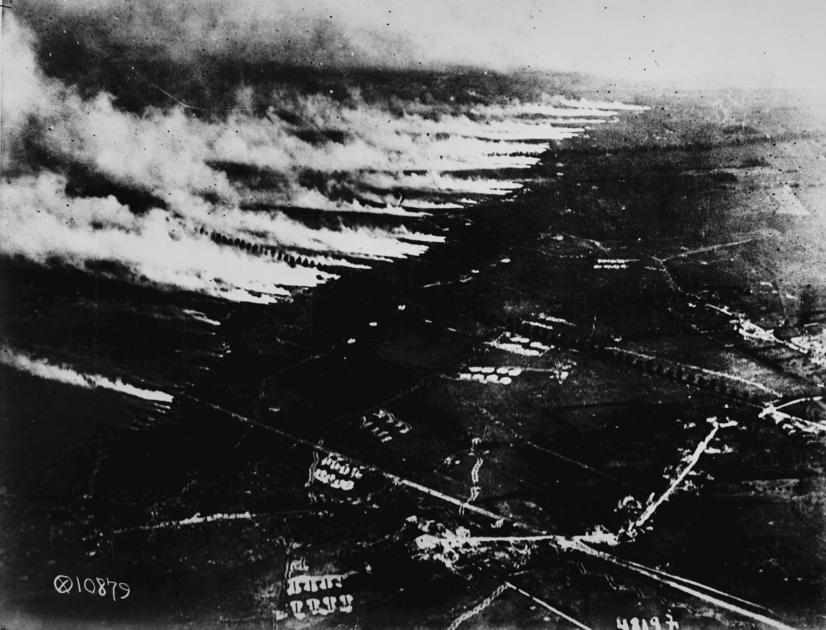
[0,13,641,304]
[0,16,442,300]
[359,172,524,196]
[207,108,549,174]
[554,96,650,111]
[283,90,596,139]
[241,185,429,217]
[0,174,327,304]
[170,189,441,259]
[0,346,174,404]
[468,99,648,119]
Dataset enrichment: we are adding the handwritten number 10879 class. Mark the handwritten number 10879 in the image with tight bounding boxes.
[53,575,130,601]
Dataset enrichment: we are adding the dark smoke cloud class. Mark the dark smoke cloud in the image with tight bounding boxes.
[16,0,428,111]
[21,0,419,67]
[12,0,826,113]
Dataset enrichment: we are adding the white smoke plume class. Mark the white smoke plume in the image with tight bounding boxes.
[200,102,552,175]
[0,15,441,301]
[0,345,175,404]
[0,173,328,303]
[1,12,638,305]
[359,172,524,196]
[284,90,596,140]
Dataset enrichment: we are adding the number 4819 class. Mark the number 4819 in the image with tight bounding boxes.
[617,614,679,630]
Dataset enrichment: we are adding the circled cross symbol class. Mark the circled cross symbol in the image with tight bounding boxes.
[54,575,73,594]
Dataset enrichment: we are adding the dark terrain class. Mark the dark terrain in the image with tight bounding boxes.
[2,82,826,629]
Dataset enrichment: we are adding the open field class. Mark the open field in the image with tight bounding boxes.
[2,71,826,629]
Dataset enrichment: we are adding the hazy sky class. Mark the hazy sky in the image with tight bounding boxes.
[348,0,826,88]
[10,0,826,89]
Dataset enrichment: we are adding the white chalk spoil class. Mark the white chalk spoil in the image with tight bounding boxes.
[115,511,254,533]
[624,419,721,539]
